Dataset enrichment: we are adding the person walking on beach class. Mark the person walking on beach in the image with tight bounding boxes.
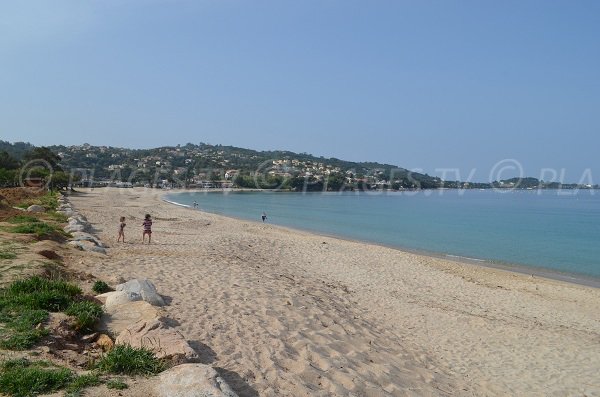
[117,216,126,243]
[142,214,153,244]
[261,212,267,222]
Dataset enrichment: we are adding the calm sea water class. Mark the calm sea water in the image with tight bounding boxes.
[165,190,600,280]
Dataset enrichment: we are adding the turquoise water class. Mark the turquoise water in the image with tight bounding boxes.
[165,190,600,279]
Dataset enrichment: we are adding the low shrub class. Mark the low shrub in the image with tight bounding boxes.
[92,280,112,294]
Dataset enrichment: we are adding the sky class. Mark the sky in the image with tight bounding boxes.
[1,0,599,183]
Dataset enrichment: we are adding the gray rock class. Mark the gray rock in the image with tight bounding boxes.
[116,318,198,364]
[27,204,45,213]
[155,364,238,397]
[71,231,105,247]
[67,239,105,254]
[116,279,165,306]
[64,223,86,233]
[97,291,142,308]
[89,246,107,254]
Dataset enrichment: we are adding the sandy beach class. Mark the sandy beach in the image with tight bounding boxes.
[66,188,600,397]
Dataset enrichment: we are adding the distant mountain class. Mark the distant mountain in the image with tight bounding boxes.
[0,141,597,190]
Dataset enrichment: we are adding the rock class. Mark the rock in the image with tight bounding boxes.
[98,291,142,309]
[67,241,84,250]
[27,204,45,213]
[89,246,107,254]
[67,239,106,254]
[98,300,161,336]
[64,223,86,233]
[71,232,105,247]
[116,279,165,307]
[155,364,238,397]
[81,332,99,343]
[96,334,114,351]
[116,318,198,364]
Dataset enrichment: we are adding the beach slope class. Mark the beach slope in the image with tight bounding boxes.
[67,188,600,396]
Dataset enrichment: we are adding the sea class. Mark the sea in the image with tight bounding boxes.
[165,189,600,284]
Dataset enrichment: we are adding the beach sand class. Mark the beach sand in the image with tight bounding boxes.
[67,188,600,396]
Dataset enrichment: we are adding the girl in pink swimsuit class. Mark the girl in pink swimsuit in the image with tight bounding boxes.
[142,214,153,244]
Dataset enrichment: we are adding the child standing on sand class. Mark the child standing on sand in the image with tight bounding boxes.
[117,216,126,242]
[142,214,152,244]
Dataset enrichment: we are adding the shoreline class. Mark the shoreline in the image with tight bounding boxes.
[162,194,600,290]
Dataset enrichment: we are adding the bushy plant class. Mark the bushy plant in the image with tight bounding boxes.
[65,301,103,331]
[92,280,112,294]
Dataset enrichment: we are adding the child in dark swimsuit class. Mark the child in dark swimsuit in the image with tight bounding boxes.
[142,214,153,244]
[117,216,126,242]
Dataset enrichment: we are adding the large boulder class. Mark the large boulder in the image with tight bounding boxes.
[27,204,45,213]
[116,318,198,364]
[154,364,238,397]
[98,300,161,337]
[116,279,165,307]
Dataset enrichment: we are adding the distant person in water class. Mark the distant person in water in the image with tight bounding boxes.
[193,201,198,208]
[117,216,126,243]
[142,214,153,244]
[261,212,267,222]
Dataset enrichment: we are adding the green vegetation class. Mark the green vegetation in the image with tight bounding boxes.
[64,372,101,394]
[46,211,68,223]
[96,345,165,376]
[65,301,103,331]
[0,358,102,397]
[6,215,40,224]
[0,277,82,350]
[92,280,112,294]
[106,378,128,390]
[4,219,68,239]
[0,251,17,260]
[0,359,73,397]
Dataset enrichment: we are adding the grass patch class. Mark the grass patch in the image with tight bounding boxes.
[92,281,111,294]
[0,309,50,350]
[0,359,102,397]
[65,301,103,331]
[65,373,101,394]
[0,251,17,260]
[0,358,73,397]
[39,191,59,211]
[46,211,68,223]
[106,378,128,390]
[0,277,82,349]
[96,345,165,376]
[5,215,40,224]
[6,221,67,239]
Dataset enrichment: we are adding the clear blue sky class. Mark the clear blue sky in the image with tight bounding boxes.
[1,1,599,183]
